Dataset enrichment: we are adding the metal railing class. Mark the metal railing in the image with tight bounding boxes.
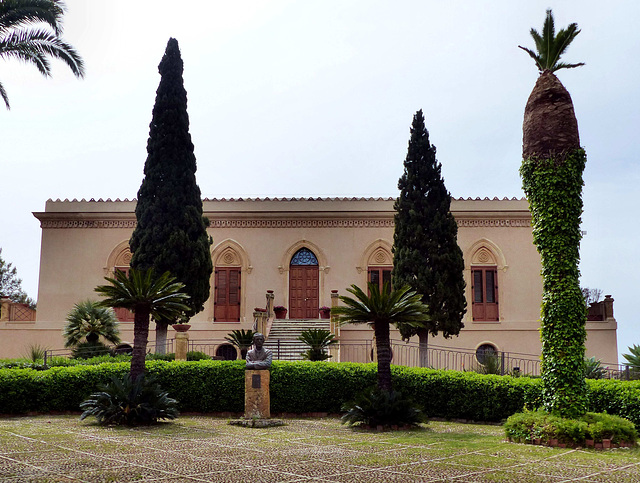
[32,338,634,380]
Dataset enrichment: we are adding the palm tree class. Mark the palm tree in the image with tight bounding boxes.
[332,283,429,392]
[0,0,85,109]
[518,9,584,160]
[519,9,588,418]
[224,329,256,359]
[63,299,120,350]
[95,269,189,381]
[298,328,338,361]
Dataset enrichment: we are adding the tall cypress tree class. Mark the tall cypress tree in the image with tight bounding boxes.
[129,38,213,351]
[392,110,466,365]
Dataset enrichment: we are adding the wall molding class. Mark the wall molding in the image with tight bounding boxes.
[41,217,530,229]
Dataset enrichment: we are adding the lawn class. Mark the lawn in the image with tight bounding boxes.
[0,416,638,482]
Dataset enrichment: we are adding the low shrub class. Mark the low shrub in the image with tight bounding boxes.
[71,341,112,359]
[504,409,637,446]
[0,361,639,427]
[393,366,543,422]
[80,374,178,426]
[341,387,425,428]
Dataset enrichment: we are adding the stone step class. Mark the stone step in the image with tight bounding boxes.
[264,319,332,360]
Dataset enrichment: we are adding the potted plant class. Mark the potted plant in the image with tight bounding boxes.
[319,306,331,319]
[274,305,287,319]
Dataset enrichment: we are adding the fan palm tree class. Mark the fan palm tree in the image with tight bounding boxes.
[332,283,429,392]
[0,0,85,109]
[63,299,120,347]
[519,9,588,417]
[95,269,189,381]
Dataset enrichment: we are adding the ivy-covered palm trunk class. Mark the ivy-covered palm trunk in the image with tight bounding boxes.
[521,152,587,417]
[520,72,588,418]
[373,321,392,392]
[130,308,151,381]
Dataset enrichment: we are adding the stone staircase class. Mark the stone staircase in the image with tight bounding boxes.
[264,319,331,361]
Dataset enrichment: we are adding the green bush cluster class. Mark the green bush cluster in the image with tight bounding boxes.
[1,361,639,428]
[505,409,637,445]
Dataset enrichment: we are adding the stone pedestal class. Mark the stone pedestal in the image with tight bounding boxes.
[175,332,189,361]
[244,370,270,419]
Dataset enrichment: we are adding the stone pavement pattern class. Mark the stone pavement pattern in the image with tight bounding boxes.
[0,416,639,482]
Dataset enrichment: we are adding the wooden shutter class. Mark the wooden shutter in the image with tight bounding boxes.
[471,267,498,321]
[214,267,241,322]
[114,267,135,322]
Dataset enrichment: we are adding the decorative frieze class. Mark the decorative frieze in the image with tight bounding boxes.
[40,217,530,229]
[210,219,395,229]
[457,219,531,228]
[40,220,136,229]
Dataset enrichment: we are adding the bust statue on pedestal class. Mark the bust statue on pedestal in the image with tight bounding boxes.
[245,332,272,370]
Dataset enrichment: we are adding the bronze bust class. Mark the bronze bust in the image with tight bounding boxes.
[245,332,273,370]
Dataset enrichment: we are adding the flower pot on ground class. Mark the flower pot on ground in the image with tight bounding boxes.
[274,306,287,319]
[319,307,331,319]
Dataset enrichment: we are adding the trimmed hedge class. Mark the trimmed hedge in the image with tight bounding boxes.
[1,361,639,426]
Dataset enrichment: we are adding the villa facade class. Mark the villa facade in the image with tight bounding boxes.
[0,196,618,365]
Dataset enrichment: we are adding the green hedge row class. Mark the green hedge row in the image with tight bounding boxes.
[1,361,639,426]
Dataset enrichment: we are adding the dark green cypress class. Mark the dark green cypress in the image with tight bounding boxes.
[392,110,466,358]
[129,38,213,326]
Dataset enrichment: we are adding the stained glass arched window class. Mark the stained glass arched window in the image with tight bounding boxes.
[290,247,318,266]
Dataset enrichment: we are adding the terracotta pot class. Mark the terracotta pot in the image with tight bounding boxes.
[319,309,331,319]
[172,324,191,332]
[274,308,287,319]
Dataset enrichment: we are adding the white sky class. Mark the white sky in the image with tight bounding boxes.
[1,1,638,362]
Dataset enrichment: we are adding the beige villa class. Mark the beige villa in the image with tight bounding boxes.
[0,196,618,368]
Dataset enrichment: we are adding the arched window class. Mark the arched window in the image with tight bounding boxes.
[472,266,499,321]
[211,240,250,323]
[476,343,497,364]
[469,242,501,322]
[290,248,318,266]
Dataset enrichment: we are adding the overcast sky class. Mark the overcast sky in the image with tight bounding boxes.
[1,1,638,362]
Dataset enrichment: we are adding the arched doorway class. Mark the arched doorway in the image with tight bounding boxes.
[289,247,319,319]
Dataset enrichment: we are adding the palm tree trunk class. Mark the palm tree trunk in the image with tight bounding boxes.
[154,321,169,355]
[417,328,429,368]
[373,321,392,392]
[130,308,151,381]
[523,71,579,160]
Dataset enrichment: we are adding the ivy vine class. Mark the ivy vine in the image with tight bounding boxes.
[520,149,588,418]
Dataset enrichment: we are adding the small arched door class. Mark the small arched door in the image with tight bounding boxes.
[289,247,319,319]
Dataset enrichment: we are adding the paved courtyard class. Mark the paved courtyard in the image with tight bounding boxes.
[0,416,639,482]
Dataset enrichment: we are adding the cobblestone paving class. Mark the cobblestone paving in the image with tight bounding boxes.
[0,416,639,482]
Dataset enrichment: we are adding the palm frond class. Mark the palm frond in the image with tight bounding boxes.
[519,9,584,73]
[0,0,83,109]
[0,79,8,109]
[95,269,190,321]
[332,283,429,329]
[0,0,65,35]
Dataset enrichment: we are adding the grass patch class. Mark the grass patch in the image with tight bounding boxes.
[0,415,638,482]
